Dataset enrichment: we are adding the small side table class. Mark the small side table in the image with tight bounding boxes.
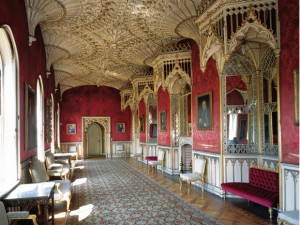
[278,211,299,225]
[3,182,55,225]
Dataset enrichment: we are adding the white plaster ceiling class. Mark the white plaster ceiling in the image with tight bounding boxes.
[25,0,207,94]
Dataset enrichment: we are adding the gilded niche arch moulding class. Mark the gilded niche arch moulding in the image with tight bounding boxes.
[82,116,111,158]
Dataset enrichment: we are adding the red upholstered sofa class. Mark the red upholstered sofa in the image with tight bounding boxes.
[145,156,158,162]
[221,166,279,219]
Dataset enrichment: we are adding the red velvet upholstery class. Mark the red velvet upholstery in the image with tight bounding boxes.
[145,156,158,161]
[249,168,279,193]
[221,167,279,208]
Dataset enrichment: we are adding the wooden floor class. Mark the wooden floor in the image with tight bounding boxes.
[54,158,278,225]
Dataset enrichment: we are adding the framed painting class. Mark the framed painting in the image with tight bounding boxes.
[45,98,53,143]
[239,119,247,139]
[116,123,125,133]
[189,123,192,132]
[197,92,212,130]
[294,68,299,126]
[25,82,37,150]
[66,124,76,134]
[160,111,166,131]
[140,116,144,132]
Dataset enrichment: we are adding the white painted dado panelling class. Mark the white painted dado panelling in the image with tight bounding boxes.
[223,155,258,183]
[281,163,299,211]
[111,141,132,157]
[193,151,222,196]
[261,155,278,170]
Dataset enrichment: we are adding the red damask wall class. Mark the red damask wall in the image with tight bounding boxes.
[157,87,171,146]
[0,0,56,161]
[60,86,131,142]
[192,41,221,152]
[278,0,299,164]
[139,99,146,143]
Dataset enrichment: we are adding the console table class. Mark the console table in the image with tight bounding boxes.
[3,182,55,225]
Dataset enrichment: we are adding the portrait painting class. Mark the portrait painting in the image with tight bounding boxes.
[25,82,37,150]
[189,123,192,132]
[140,116,144,132]
[66,124,76,134]
[116,123,125,133]
[239,119,247,139]
[160,111,166,131]
[294,68,299,126]
[197,92,212,130]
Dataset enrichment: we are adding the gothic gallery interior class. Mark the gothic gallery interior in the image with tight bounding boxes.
[0,0,299,223]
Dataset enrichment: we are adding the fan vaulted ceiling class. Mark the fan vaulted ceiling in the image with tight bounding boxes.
[25,0,207,94]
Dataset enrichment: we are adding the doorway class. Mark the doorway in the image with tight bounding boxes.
[87,122,104,157]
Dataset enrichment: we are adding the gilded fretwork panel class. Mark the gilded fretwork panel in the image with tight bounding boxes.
[171,94,180,147]
[149,43,192,93]
[197,0,277,42]
[197,0,278,75]
[120,89,133,111]
[132,76,154,105]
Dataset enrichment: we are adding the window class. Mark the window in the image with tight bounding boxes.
[50,94,55,152]
[56,103,61,148]
[37,76,44,161]
[0,26,20,197]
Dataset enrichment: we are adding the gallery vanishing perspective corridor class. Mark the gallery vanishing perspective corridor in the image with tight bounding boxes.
[53,158,277,225]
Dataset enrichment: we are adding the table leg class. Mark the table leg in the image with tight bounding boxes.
[52,194,54,225]
[44,204,49,225]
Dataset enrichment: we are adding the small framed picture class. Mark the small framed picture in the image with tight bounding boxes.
[189,123,192,132]
[197,92,212,130]
[160,111,166,131]
[140,116,144,132]
[294,68,299,126]
[66,124,76,134]
[116,123,125,133]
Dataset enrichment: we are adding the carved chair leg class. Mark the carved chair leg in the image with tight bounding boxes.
[268,207,272,220]
[179,177,183,190]
[201,178,204,191]
[187,181,191,194]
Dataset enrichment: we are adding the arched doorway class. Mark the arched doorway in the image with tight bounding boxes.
[82,117,111,159]
[181,144,192,173]
[87,122,104,157]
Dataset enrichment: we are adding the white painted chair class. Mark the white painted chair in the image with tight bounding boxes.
[0,201,38,225]
[116,144,126,158]
[148,150,165,174]
[179,157,206,193]
[130,146,143,162]
[29,157,72,211]
[69,145,78,160]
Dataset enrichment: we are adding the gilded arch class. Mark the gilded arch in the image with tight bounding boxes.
[164,61,191,94]
[200,25,225,73]
[82,117,111,158]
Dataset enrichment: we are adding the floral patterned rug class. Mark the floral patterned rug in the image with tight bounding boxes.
[66,159,222,225]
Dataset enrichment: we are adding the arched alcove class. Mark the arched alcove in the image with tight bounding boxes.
[82,117,111,158]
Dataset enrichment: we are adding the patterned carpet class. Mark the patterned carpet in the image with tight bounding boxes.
[67,159,222,225]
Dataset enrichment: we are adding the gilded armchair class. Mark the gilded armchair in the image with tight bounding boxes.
[179,157,206,193]
[29,157,72,211]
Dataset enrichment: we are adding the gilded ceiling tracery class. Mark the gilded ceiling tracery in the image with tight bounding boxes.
[24,0,204,94]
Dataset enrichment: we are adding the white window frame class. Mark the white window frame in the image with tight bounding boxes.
[36,76,45,161]
[0,26,20,197]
